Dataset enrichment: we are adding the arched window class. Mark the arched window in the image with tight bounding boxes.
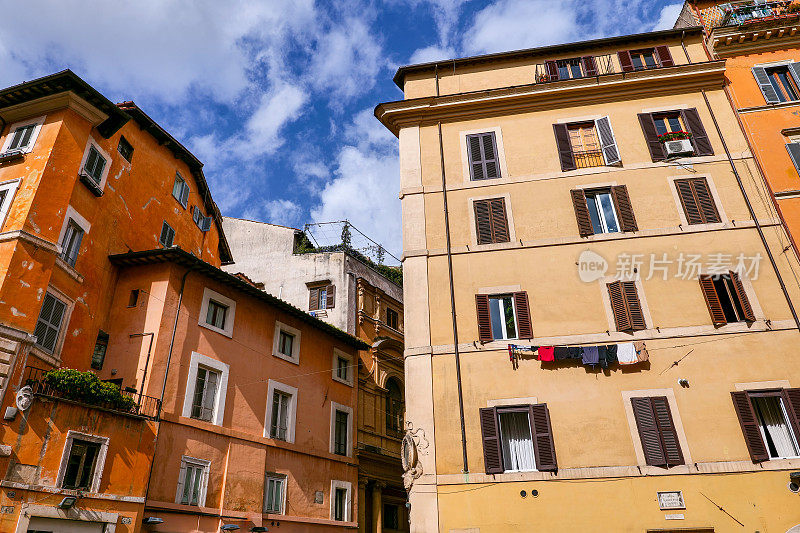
[386,379,404,437]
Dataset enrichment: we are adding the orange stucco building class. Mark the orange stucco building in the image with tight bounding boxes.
[0,71,369,532]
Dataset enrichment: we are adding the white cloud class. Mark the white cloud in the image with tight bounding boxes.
[264,199,304,227]
[240,84,308,156]
[652,3,683,31]
[410,45,456,64]
[343,108,396,149]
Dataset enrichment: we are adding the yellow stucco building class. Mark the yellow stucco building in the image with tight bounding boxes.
[377,27,800,532]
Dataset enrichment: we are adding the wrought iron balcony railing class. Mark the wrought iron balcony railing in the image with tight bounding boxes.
[534,54,615,84]
[701,1,799,31]
[574,149,606,169]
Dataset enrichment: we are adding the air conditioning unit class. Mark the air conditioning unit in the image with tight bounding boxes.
[664,139,694,157]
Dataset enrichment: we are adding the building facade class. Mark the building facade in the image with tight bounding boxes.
[222,218,408,533]
[377,27,800,532]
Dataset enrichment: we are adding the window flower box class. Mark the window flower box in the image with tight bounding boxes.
[657,131,693,143]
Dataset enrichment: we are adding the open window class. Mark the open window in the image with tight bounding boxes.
[479,404,557,474]
[732,389,800,462]
[554,117,620,171]
[571,186,637,237]
[475,292,533,342]
[90,330,109,370]
[176,456,210,506]
[698,272,756,326]
[638,108,713,161]
[753,63,800,104]
[618,46,674,72]
[309,283,335,311]
[172,173,190,208]
[57,431,109,493]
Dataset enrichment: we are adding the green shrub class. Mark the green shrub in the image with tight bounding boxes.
[43,368,136,412]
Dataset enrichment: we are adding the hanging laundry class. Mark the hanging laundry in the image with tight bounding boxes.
[617,342,637,364]
[634,341,649,362]
[554,346,571,360]
[538,346,555,362]
[568,347,581,359]
[598,345,608,369]
[581,346,599,365]
[605,344,618,365]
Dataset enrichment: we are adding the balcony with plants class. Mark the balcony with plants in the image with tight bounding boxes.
[701,1,800,32]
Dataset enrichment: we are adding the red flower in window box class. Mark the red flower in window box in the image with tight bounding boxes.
[657,131,693,143]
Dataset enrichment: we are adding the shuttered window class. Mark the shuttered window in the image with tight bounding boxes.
[638,108,713,161]
[60,219,84,267]
[618,46,673,72]
[479,404,557,474]
[554,117,620,171]
[607,281,646,332]
[475,292,532,342]
[473,198,510,245]
[309,284,335,310]
[34,292,68,353]
[466,132,501,180]
[83,146,107,185]
[571,186,637,237]
[159,221,175,247]
[752,64,800,104]
[698,271,755,326]
[786,143,800,176]
[630,396,684,467]
[172,173,190,208]
[731,389,800,462]
[674,178,720,225]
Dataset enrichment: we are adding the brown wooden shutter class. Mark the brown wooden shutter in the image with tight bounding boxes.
[309,288,319,311]
[489,198,510,243]
[781,388,800,441]
[607,281,631,331]
[611,185,637,232]
[638,113,666,162]
[675,178,720,225]
[699,275,727,326]
[623,281,646,331]
[474,199,509,245]
[476,294,492,342]
[631,397,667,467]
[651,396,684,466]
[513,292,533,339]
[681,108,713,156]
[582,56,598,77]
[479,407,504,474]
[731,391,769,462]
[618,50,634,72]
[530,404,557,471]
[729,271,755,322]
[468,135,485,180]
[570,189,594,237]
[655,45,674,67]
[545,60,559,81]
[326,285,336,309]
[474,200,493,244]
[553,124,576,171]
[675,179,704,225]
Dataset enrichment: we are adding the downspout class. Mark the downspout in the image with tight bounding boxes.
[680,30,691,64]
[438,121,469,475]
[129,332,155,400]
[700,90,800,331]
[435,64,440,97]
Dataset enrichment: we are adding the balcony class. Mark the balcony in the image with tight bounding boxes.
[23,366,161,420]
[574,150,606,169]
[701,1,800,31]
[534,54,615,84]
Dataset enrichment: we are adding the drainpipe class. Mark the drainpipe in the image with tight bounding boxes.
[438,121,469,475]
[700,90,800,331]
[680,30,691,64]
[129,332,155,401]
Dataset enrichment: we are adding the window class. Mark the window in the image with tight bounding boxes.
[159,221,175,247]
[466,132,501,180]
[386,379,404,436]
[182,351,229,426]
[753,63,800,104]
[630,396,685,467]
[117,136,133,162]
[473,198,510,245]
[191,366,220,422]
[91,330,109,370]
[557,58,583,79]
[607,280,647,332]
[384,503,400,530]
[332,349,352,385]
[631,49,658,70]
[698,272,756,326]
[553,117,620,172]
[309,284,335,310]
[387,307,399,330]
[1,116,44,155]
[265,380,297,442]
[571,186,636,237]
[205,299,228,330]
[0,179,20,229]
[57,431,108,493]
[652,112,684,136]
[264,474,286,514]
[638,109,713,162]
[731,389,800,462]
[479,404,557,474]
[82,145,107,185]
[176,456,210,506]
[199,288,236,337]
[475,292,532,342]
[172,173,190,208]
[585,189,619,234]
[619,46,673,72]
[8,125,35,152]
[128,289,140,307]
[34,292,68,354]
[330,480,351,522]
[273,321,301,363]
[60,219,84,267]
[330,402,352,457]
[674,178,721,225]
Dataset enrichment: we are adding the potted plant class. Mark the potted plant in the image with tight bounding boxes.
[657,131,693,143]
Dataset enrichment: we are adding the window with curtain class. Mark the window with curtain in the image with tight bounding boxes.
[498,409,536,472]
[752,395,800,459]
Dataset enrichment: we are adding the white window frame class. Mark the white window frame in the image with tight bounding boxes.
[1,115,45,155]
[56,206,91,268]
[329,401,353,457]
[488,294,518,341]
[584,189,620,234]
[264,379,298,442]
[330,480,352,522]
[198,287,236,338]
[273,321,301,364]
[78,137,111,190]
[181,351,229,426]
[33,286,73,359]
[332,348,354,386]
[752,394,800,460]
[175,455,210,507]
[264,472,287,514]
[0,179,20,230]
[55,430,109,493]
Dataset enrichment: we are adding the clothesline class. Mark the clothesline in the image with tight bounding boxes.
[507,341,649,369]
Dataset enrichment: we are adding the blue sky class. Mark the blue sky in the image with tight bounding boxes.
[0,0,682,258]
